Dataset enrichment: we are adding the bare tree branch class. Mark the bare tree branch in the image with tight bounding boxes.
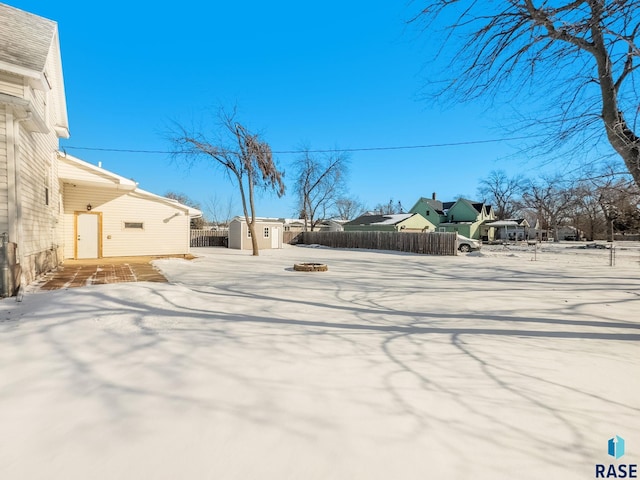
[410,0,640,187]
[293,148,349,231]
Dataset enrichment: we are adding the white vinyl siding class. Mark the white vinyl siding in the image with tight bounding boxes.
[17,127,59,256]
[0,71,25,98]
[46,32,69,137]
[62,184,191,258]
[25,85,46,125]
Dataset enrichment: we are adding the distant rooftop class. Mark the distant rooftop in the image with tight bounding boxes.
[345,213,414,226]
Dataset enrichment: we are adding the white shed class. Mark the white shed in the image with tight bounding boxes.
[228,217,284,250]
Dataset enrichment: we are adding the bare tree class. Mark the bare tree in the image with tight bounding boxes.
[165,191,205,229]
[477,170,526,220]
[294,147,349,231]
[520,176,580,241]
[572,182,606,240]
[206,194,235,229]
[596,177,640,241]
[373,199,404,215]
[332,197,367,221]
[170,109,285,256]
[411,1,640,188]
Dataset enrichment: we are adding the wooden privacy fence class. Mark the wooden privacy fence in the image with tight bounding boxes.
[190,229,228,247]
[299,231,458,256]
[283,231,303,245]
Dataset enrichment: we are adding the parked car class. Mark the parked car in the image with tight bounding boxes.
[457,234,482,252]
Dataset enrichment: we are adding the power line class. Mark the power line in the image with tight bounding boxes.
[59,135,535,156]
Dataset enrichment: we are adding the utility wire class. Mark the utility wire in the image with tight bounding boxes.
[60,135,536,156]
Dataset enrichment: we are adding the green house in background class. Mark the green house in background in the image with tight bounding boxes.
[343,213,437,232]
[409,194,496,240]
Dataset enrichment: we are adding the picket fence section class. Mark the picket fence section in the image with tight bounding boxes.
[299,231,458,256]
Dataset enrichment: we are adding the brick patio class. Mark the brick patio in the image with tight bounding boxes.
[38,257,172,290]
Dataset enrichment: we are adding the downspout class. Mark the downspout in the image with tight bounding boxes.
[1,232,9,297]
[6,110,18,254]
[3,109,19,297]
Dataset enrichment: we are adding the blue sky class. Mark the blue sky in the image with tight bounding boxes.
[12,1,552,218]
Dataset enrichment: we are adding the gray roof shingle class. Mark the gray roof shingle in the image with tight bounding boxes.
[0,3,56,74]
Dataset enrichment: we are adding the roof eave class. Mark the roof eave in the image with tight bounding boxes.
[0,92,50,134]
[0,60,48,90]
[57,152,138,190]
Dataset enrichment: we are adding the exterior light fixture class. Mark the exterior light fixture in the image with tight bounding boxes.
[86,204,92,211]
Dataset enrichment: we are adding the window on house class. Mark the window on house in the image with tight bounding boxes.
[124,222,144,229]
[264,227,270,238]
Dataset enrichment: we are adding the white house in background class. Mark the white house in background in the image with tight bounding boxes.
[485,219,531,242]
[58,154,200,259]
[0,4,200,295]
[228,217,283,250]
[280,218,345,233]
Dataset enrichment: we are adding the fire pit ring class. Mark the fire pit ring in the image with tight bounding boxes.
[293,262,328,272]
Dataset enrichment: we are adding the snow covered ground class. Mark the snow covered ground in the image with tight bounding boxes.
[1,244,639,479]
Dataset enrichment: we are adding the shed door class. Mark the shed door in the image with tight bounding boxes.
[77,214,99,259]
[271,227,279,249]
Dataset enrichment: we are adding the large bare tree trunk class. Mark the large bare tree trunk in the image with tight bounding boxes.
[589,2,640,188]
[247,178,259,256]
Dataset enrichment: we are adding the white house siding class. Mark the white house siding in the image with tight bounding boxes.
[63,184,191,258]
[0,71,24,98]
[17,121,61,283]
[45,34,68,136]
[25,83,46,125]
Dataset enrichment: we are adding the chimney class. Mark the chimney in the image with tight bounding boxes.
[432,192,437,200]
